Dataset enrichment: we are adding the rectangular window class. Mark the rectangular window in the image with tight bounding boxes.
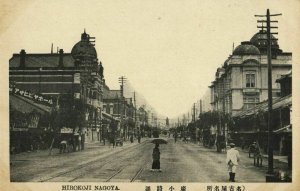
[246,74,255,88]
[243,95,259,110]
[113,104,118,114]
[106,105,110,114]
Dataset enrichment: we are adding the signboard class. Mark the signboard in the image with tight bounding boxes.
[12,127,28,132]
[74,93,81,99]
[74,73,80,84]
[9,86,53,106]
[60,127,73,134]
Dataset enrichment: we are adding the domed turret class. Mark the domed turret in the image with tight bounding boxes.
[250,30,282,54]
[71,30,97,59]
[233,41,260,56]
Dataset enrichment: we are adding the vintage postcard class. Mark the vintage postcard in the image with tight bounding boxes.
[1,0,299,191]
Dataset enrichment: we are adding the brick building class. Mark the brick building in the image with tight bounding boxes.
[9,31,105,143]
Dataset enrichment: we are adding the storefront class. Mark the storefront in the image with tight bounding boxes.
[10,93,52,153]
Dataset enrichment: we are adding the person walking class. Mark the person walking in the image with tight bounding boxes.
[59,139,67,153]
[78,134,82,151]
[151,143,161,172]
[81,132,85,150]
[137,133,141,143]
[130,134,134,143]
[226,143,240,182]
[253,142,263,167]
[110,133,116,148]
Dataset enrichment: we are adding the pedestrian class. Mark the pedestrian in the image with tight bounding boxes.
[130,134,134,143]
[253,142,263,167]
[81,132,85,150]
[249,142,256,158]
[96,128,100,141]
[110,133,116,148]
[151,143,161,172]
[78,133,82,151]
[226,143,240,182]
[59,139,67,153]
[183,135,187,143]
[138,133,141,143]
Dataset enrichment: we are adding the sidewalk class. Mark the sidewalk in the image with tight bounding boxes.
[11,137,148,161]
[236,147,288,164]
[236,146,291,180]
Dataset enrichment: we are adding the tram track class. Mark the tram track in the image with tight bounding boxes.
[41,140,151,182]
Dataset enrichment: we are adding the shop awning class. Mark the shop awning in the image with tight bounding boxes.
[233,94,291,118]
[10,94,52,114]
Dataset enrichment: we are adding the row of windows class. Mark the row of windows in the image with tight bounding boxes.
[214,73,283,89]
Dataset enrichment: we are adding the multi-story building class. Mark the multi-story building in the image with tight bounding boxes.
[137,106,148,136]
[9,31,104,142]
[210,30,292,115]
[233,71,292,157]
[102,84,136,139]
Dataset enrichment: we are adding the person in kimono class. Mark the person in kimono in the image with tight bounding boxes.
[152,143,161,171]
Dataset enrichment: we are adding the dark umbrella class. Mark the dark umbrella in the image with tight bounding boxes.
[150,138,168,144]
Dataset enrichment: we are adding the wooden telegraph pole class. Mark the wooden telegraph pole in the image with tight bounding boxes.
[118,76,126,140]
[133,91,138,134]
[255,9,281,182]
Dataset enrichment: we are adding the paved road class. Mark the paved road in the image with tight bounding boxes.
[11,137,282,182]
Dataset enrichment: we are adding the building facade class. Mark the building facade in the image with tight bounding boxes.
[210,30,292,115]
[9,31,104,142]
[232,71,292,157]
[102,84,136,139]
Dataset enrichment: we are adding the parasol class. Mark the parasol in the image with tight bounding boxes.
[150,138,168,144]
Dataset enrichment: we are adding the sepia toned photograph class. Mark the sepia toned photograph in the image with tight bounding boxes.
[1,1,300,191]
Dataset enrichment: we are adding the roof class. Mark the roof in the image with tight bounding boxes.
[233,94,292,118]
[276,71,292,83]
[9,53,75,68]
[103,89,121,100]
[250,30,279,49]
[233,41,260,55]
[71,31,97,59]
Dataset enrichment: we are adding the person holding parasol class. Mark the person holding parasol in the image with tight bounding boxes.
[150,138,167,172]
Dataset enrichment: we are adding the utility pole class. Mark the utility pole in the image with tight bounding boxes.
[200,99,203,115]
[152,113,154,126]
[133,91,138,134]
[193,103,196,122]
[118,76,126,140]
[255,9,281,182]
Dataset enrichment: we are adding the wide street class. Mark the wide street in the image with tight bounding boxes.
[11,137,287,182]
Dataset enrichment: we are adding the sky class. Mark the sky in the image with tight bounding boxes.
[1,0,299,121]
